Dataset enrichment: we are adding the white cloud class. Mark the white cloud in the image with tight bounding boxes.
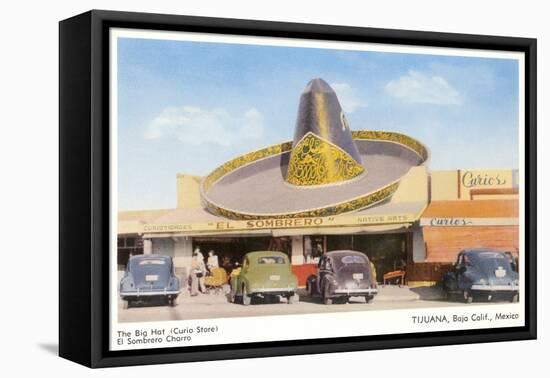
[385,70,463,105]
[144,106,264,146]
[331,82,368,113]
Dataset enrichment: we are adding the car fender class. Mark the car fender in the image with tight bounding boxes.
[306,275,318,294]
[119,272,135,292]
[442,272,456,291]
[169,276,181,291]
[458,272,475,291]
[230,274,241,294]
[321,275,335,296]
[240,276,251,293]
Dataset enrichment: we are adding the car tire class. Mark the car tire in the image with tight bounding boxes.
[463,290,473,304]
[288,293,299,304]
[365,295,373,304]
[228,288,236,303]
[169,297,178,307]
[511,293,519,303]
[306,281,313,297]
[323,285,333,305]
[242,285,251,306]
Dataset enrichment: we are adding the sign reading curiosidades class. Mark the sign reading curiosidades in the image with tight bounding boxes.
[141,213,416,234]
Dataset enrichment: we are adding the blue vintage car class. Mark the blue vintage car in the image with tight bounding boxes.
[120,255,181,308]
[443,249,519,303]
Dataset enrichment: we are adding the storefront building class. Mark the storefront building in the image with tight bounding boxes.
[118,168,519,286]
[409,169,519,285]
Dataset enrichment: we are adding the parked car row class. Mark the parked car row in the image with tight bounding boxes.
[119,250,378,308]
[119,248,519,308]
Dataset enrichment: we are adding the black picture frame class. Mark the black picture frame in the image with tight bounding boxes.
[59,9,537,368]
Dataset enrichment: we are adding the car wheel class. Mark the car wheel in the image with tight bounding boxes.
[288,293,299,304]
[323,285,333,305]
[242,285,251,306]
[306,281,313,296]
[511,293,519,303]
[463,290,473,304]
[365,295,373,304]
[169,297,178,307]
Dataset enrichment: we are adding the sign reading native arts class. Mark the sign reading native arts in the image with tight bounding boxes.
[142,213,416,234]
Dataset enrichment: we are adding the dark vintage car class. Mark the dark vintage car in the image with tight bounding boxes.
[306,250,377,304]
[119,255,181,308]
[443,249,519,303]
[229,251,299,305]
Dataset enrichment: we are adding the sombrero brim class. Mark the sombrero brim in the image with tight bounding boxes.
[200,131,429,220]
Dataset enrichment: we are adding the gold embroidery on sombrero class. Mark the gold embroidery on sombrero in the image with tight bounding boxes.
[202,141,293,191]
[200,131,429,220]
[201,131,427,194]
[352,130,429,161]
[286,133,365,186]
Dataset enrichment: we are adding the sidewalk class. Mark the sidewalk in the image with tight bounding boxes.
[374,285,421,302]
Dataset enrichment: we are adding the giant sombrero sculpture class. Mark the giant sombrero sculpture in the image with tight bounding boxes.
[200,78,429,220]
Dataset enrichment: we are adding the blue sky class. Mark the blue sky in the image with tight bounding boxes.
[117,37,519,210]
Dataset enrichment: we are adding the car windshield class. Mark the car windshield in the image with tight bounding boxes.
[468,252,513,272]
[333,254,367,269]
[257,256,286,264]
[129,258,170,276]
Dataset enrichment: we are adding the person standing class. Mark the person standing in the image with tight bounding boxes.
[303,236,312,263]
[190,249,207,296]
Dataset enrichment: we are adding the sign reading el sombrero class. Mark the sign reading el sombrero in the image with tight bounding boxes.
[200,78,429,220]
[142,212,417,234]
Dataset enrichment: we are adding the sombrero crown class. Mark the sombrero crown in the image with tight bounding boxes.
[286,78,365,186]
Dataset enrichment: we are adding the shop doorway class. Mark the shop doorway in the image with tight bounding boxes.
[192,236,291,273]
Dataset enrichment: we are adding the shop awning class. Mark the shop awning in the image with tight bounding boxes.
[420,199,518,225]
[272,223,411,236]
[420,200,519,263]
[135,200,427,238]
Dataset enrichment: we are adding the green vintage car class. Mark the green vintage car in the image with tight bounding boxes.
[229,251,299,305]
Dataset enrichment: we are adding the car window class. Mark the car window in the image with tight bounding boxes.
[138,259,166,265]
[340,255,367,265]
[258,256,286,264]
[325,258,334,272]
[470,252,513,272]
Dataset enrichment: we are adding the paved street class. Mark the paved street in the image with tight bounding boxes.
[118,285,504,323]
